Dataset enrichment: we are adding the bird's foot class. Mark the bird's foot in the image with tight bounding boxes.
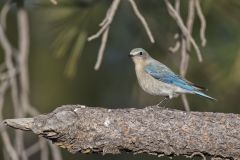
[155,97,170,108]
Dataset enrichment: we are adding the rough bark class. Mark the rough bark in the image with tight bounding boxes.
[2,105,240,159]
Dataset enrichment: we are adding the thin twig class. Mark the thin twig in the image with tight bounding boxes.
[88,0,120,41]
[16,3,59,160]
[128,0,155,43]
[50,0,58,5]
[168,1,180,54]
[3,148,10,160]
[26,140,49,160]
[175,0,190,112]
[0,22,12,63]
[181,94,190,112]
[17,5,30,112]
[0,0,11,30]
[0,81,9,121]
[49,142,63,160]
[26,142,41,157]
[168,0,207,111]
[94,27,109,70]
[0,9,23,160]
[169,41,180,53]
[0,3,22,160]
[0,68,18,82]
[99,6,111,27]
[90,0,154,70]
[164,0,203,62]
[169,33,180,53]
[0,1,60,160]
[1,131,19,160]
[189,151,207,160]
[40,140,49,160]
[0,81,18,160]
[186,0,195,50]
[0,3,19,115]
[15,4,29,160]
[195,0,207,46]
[174,0,180,13]
[180,38,189,78]
[88,0,120,70]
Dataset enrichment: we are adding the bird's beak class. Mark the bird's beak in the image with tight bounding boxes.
[128,54,133,57]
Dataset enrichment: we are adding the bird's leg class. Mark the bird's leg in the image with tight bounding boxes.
[157,96,170,107]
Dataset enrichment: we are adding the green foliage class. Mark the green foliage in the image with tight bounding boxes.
[64,29,87,78]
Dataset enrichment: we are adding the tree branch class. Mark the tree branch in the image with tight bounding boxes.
[3,105,240,159]
[128,0,155,43]
[88,0,154,70]
[165,0,203,62]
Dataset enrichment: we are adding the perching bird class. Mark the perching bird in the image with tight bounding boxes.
[129,48,216,104]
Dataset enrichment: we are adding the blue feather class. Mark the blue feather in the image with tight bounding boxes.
[144,63,195,91]
[194,91,217,101]
[144,63,216,101]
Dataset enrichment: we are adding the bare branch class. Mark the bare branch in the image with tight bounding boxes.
[169,41,180,53]
[0,68,18,82]
[16,3,62,159]
[0,1,62,159]
[26,142,41,157]
[0,6,23,159]
[0,4,22,159]
[26,139,50,160]
[40,140,49,160]
[49,142,63,160]
[186,0,195,50]
[94,27,109,70]
[181,94,190,112]
[15,4,32,160]
[0,5,20,118]
[0,81,18,160]
[174,0,180,13]
[170,0,206,112]
[16,2,39,117]
[189,152,207,160]
[0,20,12,58]
[88,0,120,41]
[50,0,58,5]
[169,33,180,53]
[179,17,190,116]
[0,82,9,120]
[89,0,154,70]
[99,6,111,27]
[173,0,191,112]
[87,0,120,70]
[128,0,155,43]
[180,37,190,77]
[17,4,30,111]
[0,0,11,30]
[3,105,240,159]
[1,131,19,160]
[195,0,207,47]
[164,0,203,62]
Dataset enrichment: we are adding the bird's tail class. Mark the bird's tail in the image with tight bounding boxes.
[194,91,217,101]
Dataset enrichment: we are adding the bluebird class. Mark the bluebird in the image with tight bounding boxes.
[129,48,216,105]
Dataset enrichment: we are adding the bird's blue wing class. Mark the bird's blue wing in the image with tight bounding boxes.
[144,63,194,91]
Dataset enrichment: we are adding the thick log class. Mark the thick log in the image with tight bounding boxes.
[3,105,240,159]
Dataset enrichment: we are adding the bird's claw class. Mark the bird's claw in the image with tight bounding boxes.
[156,97,170,108]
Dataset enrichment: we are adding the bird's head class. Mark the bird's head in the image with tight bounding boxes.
[129,48,150,64]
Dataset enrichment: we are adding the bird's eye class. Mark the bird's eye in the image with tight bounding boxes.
[139,52,143,55]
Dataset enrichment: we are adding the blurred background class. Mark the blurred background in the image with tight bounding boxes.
[1,0,240,160]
